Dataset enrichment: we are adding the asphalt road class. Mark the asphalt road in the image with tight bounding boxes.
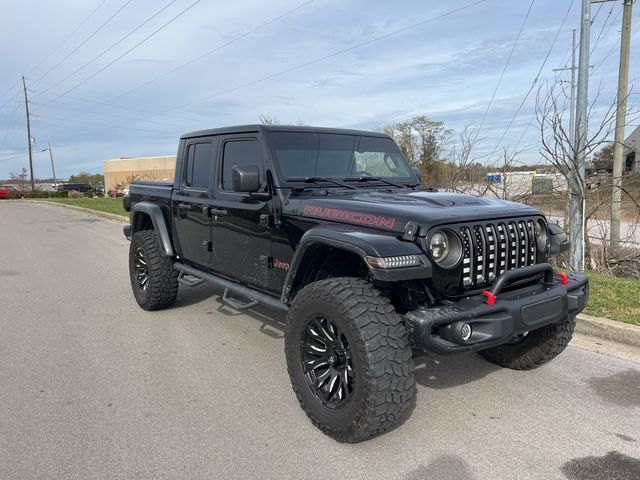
[1,202,639,480]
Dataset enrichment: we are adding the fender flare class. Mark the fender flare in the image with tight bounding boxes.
[131,202,174,256]
[280,227,430,303]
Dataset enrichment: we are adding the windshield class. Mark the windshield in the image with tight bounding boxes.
[270,132,414,182]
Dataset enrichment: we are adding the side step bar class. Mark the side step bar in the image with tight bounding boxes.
[174,263,289,314]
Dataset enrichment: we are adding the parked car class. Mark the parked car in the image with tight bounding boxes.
[57,182,92,192]
[123,124,587,442]
[94,184,105,195]
[0,184,25,199]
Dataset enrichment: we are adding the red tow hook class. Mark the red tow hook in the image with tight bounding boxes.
[557,273,569,285]
[481,290,495,305]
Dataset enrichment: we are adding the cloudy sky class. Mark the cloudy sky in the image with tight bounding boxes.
[0,0,638,179]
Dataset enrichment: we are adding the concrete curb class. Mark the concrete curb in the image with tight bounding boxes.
[27,200,128,224]
[576,314,640,348]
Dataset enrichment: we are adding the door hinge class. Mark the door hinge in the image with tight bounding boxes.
[259,214,270,227]
[202,241,213,252]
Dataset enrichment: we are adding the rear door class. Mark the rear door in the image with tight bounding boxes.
[209,134,272,289]
[173,137,218,268]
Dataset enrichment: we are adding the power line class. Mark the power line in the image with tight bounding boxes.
[33,0,314,125]
[125,0,488,126]
[591,2,617,54]
[31,89,209,124]
[34,113,173,135]
[27,0,108,77]
[473,0,535,142]
[0,151,28,163]
[0,89,21,110]
[32,0,134,85]
[109,0,315,102]
[33,100,194,130]
[0,80,21,105]
[33,0,181,99]
[485,0,575,164]
[39,0,202,109]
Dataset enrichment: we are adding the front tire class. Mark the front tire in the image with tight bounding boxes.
[478,315,576,370]
[285,278,415,442]
[129,230,178,310]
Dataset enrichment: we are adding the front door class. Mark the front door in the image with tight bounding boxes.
[173,138,217,268]
[210,135,272,289]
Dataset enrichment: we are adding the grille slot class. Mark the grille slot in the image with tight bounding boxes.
[460,219,537,289]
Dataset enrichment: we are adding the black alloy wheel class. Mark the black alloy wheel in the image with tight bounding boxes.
[300,315,354,410]
[134,247,149,291]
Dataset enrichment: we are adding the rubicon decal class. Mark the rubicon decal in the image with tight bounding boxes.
[303,205,396,229]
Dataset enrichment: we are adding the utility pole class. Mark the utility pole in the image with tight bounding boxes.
[610,0,633,249]
[553,29,578,146]
[48,142,57,186]
[21,76,35,191]
[570,0,592,271]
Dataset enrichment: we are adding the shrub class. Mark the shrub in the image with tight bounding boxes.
[24,190,49,199]
[67,190,83,199]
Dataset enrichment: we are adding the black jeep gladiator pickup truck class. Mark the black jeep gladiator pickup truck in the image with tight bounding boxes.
[123,124,588,442]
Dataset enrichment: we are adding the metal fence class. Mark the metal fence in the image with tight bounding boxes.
[447,174,640,278]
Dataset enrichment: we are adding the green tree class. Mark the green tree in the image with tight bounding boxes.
[68,171,104,185]
[591,143,614,172]
[381,115,452,184]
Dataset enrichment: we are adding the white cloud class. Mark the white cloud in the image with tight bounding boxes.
[0,0,638,177]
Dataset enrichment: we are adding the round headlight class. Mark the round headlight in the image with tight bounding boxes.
[535,219,548,251]
[429,229,462,268]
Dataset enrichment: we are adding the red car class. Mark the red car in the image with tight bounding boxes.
[0,184,25,199]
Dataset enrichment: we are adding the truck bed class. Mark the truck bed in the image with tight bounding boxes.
[128,180,173,212]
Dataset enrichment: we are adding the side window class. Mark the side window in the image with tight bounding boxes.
[184,142,212,189]
[221,139,261,190]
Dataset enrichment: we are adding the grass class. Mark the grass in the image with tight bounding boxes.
[42,197,128,217]
[581,271,640,326]
[35,197,640,325]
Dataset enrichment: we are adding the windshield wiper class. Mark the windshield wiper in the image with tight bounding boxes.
[286,177,356,189]
[343,176,403,188]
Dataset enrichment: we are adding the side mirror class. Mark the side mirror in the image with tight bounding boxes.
[412,166,422,184]
[232,165,260,192]
[548,222,570,254]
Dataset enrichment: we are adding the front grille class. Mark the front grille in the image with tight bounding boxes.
[460,219,537,289]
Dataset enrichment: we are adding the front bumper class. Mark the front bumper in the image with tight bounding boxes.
[405,267,588,354]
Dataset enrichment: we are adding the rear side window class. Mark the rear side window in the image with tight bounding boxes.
[221,140,261,190]
[185,142,212,189]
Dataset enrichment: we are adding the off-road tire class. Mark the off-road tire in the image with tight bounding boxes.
[478,315,576,370]
[285,277,416,442]
[129,230,178,311]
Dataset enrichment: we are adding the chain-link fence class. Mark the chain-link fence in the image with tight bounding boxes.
[447,173,640,279]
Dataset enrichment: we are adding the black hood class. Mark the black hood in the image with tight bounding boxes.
[286,190,541,235]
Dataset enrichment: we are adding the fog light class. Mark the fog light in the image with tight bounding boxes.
[460,323,472,341]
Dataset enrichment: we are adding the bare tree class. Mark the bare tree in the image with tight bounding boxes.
[439,125,486,193]
[535,78,639,272]
[258,113,280,125]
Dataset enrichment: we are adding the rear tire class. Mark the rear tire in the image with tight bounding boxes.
[285,277,415,442]
[129,230,178,310]
[478,315,576,370]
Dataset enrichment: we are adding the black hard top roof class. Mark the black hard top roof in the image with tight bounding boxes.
[180,124,392,140]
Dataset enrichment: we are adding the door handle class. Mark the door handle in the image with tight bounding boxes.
[210,207,228,216]
[177,203,192,211]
